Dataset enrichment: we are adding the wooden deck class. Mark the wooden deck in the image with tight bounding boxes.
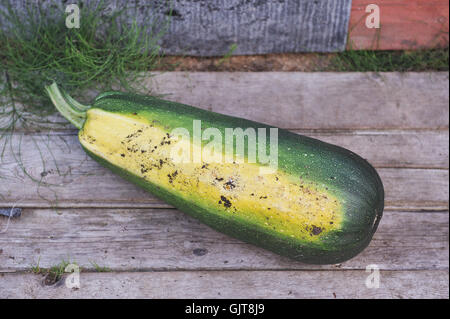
[0,72,448,298]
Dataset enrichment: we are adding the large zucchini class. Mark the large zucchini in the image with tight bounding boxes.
[46,82,384,264]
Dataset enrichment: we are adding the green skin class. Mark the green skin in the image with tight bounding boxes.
[47,84,384,264]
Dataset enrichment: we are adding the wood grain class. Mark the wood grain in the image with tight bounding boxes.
[10,72,449,132]
[148,72,449,129]
[0,210,447,272]
[5,128,449,168]
[0,270,447,299]
[1,0,352,55]
[293,130,449,169]
[0,133,448,210]
[0,71,448,299]
[349,0,449,50]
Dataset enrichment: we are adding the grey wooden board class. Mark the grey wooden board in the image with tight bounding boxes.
[3,129,449,169]
[1,270,448,299]
[0,133,448,210]
[295,130,449,169]
[0,210,448,272]
[1,1,352,55]
[0,71,448,298]
[147,72,450,130]
[7,72,449,131]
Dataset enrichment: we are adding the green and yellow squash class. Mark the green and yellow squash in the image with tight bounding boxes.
[46,82,384,264]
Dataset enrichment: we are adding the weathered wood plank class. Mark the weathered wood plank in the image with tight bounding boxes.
[8,72,449,132]
[294,130,449,169]
[9,129,449,168]
[148,72,449,129]
[2,163,447,210]
[0,210,447,272]
[2,0,352,55]
[0,132,448,210]
[1,164,448,209]
[0,270,447,299]
[349,0,449,50]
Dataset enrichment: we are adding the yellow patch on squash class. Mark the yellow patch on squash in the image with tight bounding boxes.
[80,109,343,242]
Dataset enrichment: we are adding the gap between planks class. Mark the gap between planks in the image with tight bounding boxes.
[9,127,450,135]
[1,268,447,274]
[0,204,449,212]
[0,205,449,214]
[12,128,450,135]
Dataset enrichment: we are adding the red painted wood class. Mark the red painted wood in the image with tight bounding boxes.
[348,0,449,50]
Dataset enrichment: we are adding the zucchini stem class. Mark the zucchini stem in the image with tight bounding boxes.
[45,82,89,129]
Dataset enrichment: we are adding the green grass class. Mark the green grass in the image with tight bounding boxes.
[331,48,449,72]
[216,43,238,66]
[30,256,42,274]
[0,0,169,132]
[31,258,78,285]
[0,0,171,194]
[89,261,112,272]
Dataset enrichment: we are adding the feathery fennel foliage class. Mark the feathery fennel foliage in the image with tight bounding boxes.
[0,0,169,131]
[0,0,170,205]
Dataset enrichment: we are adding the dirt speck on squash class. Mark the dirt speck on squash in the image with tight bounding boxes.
[311,225,323,235]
